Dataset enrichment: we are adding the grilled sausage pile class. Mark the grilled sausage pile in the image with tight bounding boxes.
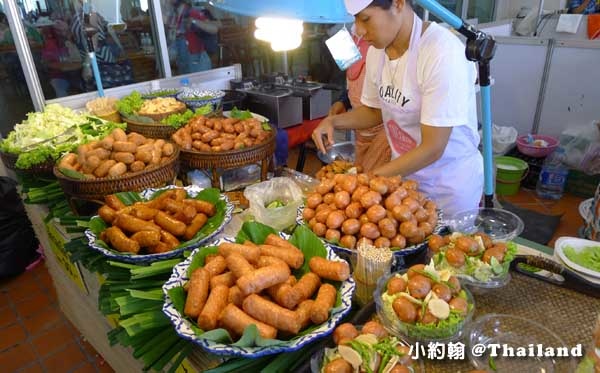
[183,234,351,339]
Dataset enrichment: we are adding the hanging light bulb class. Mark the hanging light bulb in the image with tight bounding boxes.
[254,17,304,52]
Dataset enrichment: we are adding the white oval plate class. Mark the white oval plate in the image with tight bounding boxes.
[554,236,600,280]
[162,234,356,357]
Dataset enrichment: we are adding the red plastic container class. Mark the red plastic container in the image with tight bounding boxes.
[516,134,559,157]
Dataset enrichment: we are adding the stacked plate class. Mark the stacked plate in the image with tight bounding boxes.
[554,236,600,285]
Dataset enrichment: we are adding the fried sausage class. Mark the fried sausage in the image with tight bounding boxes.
[197,285,229,331]
[258,244,304,269]
[130,160,145,172]
[218,242,261,264]
[311,283,337,324]
[203,255,227,278]
[98,205,117,224]
[219,304,277,339]
[164,199,196,224]
[242,294,302,334]
[113,152,135,164]
[112,141,137,153]
[257,255,288,269]
[108,162,127,177]
[104,194,126,211]
[174,188,187,201]
[282,272,321,309]
[236,264,291,296]
[210,271,236,289]
[184,199,216,217]
[94,159,117,178]
[111,128,127,142]
[225,253,255,279]
[308,257,350,282]
[160,230,180,248]
[154,211,186,236]
[266,275,297,308]
[296,299,316,330]
[104,226,140,254]
[228,285,244,307]
[147,241,171,254]
[184,213,208,240]
[127,132,146,146]
[130,231,161,248]
[113,213,161,233]
[130,204,159,220]
[184,268,210,318]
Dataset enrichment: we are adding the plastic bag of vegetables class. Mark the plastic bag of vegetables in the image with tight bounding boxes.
[244,177,304,231]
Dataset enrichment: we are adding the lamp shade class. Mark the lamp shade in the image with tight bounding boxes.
[209,0,353,23]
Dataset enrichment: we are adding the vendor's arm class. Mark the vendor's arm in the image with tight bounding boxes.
[373,124,451,176]
[190,9,219,34]
[312,105,382,153]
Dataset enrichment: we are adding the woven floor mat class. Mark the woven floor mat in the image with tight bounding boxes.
[423,272,599,372]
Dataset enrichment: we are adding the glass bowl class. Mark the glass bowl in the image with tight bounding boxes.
[374,271,475,343]
[467,314,577,372]
[447,208,524,242]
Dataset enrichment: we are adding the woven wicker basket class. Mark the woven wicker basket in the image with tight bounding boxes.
[122,116,177,139]
[0,150,55,176]
[179,129,276,188]
[96,110,121,123]
[54,146,180,204]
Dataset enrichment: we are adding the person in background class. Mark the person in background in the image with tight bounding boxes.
[166,0,219,74]
[313,0,483,216]
[71,8,134,89]
[328,33,391,173]
[584,183,600,241]
[569,0,599,14]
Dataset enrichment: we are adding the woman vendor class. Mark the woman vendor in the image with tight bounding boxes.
[329,31,391,173]
[313,0,483,216]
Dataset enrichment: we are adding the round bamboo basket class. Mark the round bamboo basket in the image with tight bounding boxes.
[0,150,55,176]
[54,146,180,204]
[95,110,121,123]
[179,129,276,188]
[122,116,178,139]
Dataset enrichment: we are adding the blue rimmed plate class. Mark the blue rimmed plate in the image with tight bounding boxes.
[85,185,233,263]
[162,234,356,357]
[295,204,446,269]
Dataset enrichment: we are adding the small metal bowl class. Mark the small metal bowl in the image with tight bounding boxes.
[317,141,355,164]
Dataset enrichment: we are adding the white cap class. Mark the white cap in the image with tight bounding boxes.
[344,0,373,15]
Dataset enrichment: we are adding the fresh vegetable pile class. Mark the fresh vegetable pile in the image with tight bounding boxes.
[320,321,417,373]
[378,263,473,341]
[564,244,600,273]
[160,105,212,129]
[0,104,125,169]
[428,232,517,283]
[116,91,144,117]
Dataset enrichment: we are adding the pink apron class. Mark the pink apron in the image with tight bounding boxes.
[377,15,483,216]
[348,38,390,173]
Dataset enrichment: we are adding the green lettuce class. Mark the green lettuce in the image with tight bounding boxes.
[564,245,600,272]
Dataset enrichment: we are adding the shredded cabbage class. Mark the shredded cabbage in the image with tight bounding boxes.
[0,104,125,169]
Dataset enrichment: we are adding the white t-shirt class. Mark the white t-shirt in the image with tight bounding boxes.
[361,22,480,153]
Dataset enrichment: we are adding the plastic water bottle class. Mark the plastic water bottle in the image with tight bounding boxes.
[536,147,569,200]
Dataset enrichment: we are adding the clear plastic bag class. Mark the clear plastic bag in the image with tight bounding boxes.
[559,120,600,174]
[243,177,304,231]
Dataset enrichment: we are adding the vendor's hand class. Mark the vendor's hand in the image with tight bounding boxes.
[312,116,335,154]
[328,101,346,117]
